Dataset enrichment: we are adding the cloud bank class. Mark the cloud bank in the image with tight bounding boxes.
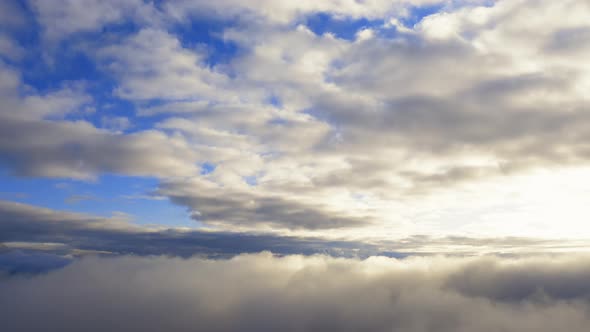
[0,200,379,260]
[2,253,590,331]
[2,199,583,266]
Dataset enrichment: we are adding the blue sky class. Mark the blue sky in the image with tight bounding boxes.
[0,170,192,226]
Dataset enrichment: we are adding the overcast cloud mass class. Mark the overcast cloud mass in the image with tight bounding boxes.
[1,0,590,330]
[3,253,590,332]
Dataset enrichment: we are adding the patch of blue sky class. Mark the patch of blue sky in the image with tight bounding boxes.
[0,168,69,208]
[100,99,179,133]
[0,170,194,227]
[267,95,283,109]
[400,1,496,28]
[171,17,240,69]
[267,117,290,126]
[16,45,172,134]
[200,162,217,175]
[243,175,259,187]
[6,4,245,131]
[302,107,335,124]
[9,24,141,130]
[400,3,446,28]
[18,20,139,90]
[304,13,385,41]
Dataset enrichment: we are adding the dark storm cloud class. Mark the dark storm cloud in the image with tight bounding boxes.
[2,253,590,332]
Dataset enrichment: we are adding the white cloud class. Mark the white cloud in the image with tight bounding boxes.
[98,28,231,102]
[2,0,590,239]
[0,61,199,179]
[100,116,131,132]
[162,0,443,24]
[0,34,24,60]
[29,0,159,41]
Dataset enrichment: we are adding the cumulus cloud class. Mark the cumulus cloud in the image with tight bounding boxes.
[28,0,160,41]
[2,0,590,236]
[97,28,231,102]
[159,178,371,230]
[0,60,200,179]
[2,253,590,331]
[0,1,26,29]
[162,0,445,24]
[0,116,199,179]
[0,33,24,60]
[140,0,590,235]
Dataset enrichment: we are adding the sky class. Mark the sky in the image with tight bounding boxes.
[1,1,590,330]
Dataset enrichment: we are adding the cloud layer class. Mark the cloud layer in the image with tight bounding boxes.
[3,253,590,331]
[2,199,583,263]
[0,200,378,259]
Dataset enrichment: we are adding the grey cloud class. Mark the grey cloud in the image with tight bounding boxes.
[0,200,379,258]
[0,200,581,260]
[306,77,590,194]
[2,254,590,331]
[446,256,590,302]
[0,114,199,179]
[25,0,590,201]
[0,1,27,29]
[0,250,72,275]
[284,13,590,194]
[0,34,25,60]
[159,180,371,230]
[161,0,432,24]
[328,36,481,99]
[97,28,230,102]
[4,0,590,235]
[28,0,158,41]
[545,26,590,54]
[0,60,200,179]
[320,37,586,151]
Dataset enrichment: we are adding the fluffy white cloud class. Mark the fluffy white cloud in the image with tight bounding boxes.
[0,33,24,60]
[97,28,232,102]
[0,61,199,179]
[3,0,590,237]
[28,0,160,41]
[162,0,444,24]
